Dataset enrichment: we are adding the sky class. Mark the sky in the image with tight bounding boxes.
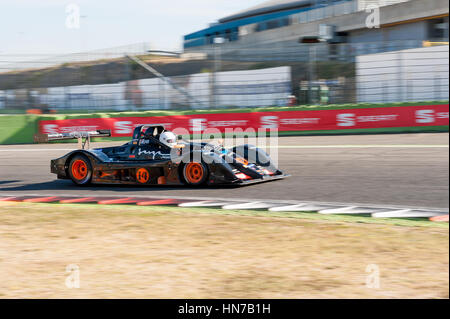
[0,0,263,55]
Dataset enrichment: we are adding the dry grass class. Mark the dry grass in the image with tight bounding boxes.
[0,202,448,299]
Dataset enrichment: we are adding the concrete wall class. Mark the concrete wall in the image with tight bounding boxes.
[356,45,449,103]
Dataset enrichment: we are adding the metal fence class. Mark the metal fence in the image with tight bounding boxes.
[356,45,449,103]
[0,42,448,113]
[0,42,154,72]
[0,66,293,111]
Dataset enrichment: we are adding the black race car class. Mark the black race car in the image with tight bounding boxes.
[36,124,288,186]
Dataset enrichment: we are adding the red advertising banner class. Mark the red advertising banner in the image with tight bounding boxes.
[39,104,449,137]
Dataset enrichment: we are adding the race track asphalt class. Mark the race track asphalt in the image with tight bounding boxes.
[0,133,448,209]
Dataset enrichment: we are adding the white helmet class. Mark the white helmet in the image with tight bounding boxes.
[159,131,177,148]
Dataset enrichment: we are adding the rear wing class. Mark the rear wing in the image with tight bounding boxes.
[34,130,111,149]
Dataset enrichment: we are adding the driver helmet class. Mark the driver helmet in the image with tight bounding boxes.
[159,131,177,148]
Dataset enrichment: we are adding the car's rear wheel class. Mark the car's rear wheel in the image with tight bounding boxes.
[68,155,93,185]
[182,162,209,186]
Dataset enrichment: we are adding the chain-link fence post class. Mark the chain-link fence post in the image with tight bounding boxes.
[307,44,316,105]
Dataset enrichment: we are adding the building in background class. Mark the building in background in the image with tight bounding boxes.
[184,0,449,58]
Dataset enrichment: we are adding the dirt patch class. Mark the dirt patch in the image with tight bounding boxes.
[0,203,448,298]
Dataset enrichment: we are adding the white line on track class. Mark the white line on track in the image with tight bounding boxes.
[0,149,74,152]
[271,145,449,149]
[0,145,448,152]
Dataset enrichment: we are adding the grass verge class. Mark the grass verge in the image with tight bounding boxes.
[0,202,448,298]
[21,202,449,228]
[2,101,448,116]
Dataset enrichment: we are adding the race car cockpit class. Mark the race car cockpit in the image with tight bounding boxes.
[131,124,184,156]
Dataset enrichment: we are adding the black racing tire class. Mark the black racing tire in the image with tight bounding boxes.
[182,162,209,186]
[68,155,93,186]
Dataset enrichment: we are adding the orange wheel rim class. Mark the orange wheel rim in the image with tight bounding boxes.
[186,163,204,184]
[72,160,88,180]
[136,168,150,184]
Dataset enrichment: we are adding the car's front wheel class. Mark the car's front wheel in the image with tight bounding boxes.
[68,155,93,186]
[182,162,209,186]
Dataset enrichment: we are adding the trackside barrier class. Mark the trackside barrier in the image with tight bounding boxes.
[0,103,448,145]
[37,104,449,137]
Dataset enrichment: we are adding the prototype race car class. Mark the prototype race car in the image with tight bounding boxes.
[36,125,288,186]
